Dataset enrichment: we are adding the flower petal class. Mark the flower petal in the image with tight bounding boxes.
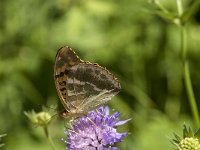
[63,106,129,150]
[115,118,131,126]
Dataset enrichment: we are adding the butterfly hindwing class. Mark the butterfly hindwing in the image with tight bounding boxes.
[66,63,121,112]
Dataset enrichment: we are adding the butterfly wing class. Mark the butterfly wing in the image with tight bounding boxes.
[54,46,121,116]
[54,46,82,111]
[66,63,121,113]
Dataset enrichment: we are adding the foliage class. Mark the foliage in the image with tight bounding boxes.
[0,0,200,149]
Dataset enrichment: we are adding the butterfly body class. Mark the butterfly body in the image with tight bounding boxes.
[54,46,121,118]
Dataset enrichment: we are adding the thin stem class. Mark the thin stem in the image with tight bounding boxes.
[181,25,186,63]
[178,0,200,127]
[183,61,200,127]
[176,0,183,16]
[43,126,57,150]
[154,0,170,14]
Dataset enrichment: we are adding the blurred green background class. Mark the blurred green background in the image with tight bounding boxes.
[0,0,200,149]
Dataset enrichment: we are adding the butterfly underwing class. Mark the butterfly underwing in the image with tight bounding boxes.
[54,46,121,118]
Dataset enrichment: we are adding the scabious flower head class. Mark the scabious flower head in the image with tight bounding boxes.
[62,106,130,150]
[171,125,200,150]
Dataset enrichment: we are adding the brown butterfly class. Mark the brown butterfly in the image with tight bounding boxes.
[54,46,121,118]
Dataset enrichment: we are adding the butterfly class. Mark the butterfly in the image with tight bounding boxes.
[54,46,121,118]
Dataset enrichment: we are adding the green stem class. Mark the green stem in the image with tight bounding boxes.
[176,0,183,16]
[177,0,200,127]
[43,126,57,150]
[155,0,170,14]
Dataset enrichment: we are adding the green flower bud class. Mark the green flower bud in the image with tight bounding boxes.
[25,111,51,127]
[178,137,200,150]
[171,125,200,150]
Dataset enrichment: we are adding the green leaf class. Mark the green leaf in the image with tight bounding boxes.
[194,128,200,138]
[173,132,182,142]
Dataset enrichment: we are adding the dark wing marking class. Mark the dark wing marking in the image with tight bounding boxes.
[54,46,82,111]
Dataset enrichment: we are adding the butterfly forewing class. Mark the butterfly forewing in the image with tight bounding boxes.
[54,46,82,111]
[54,46,121,117]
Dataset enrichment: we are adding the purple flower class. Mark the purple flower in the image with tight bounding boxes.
[62,106,130,150]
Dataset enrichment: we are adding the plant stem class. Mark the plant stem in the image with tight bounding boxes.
[176,0,183,16]
[44,126,57,150]
[155,0,170,14]
[177,0,200,127]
